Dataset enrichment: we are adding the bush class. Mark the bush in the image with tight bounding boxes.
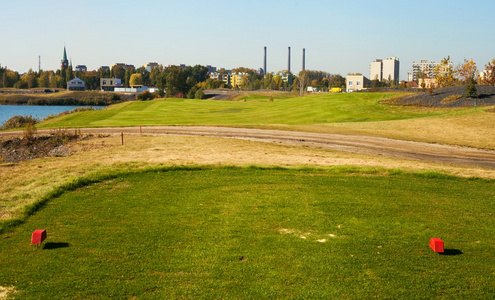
[195,88,205,99]
[1,115,39,130]
[137,90,153,101]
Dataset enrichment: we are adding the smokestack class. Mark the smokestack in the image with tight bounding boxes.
[302,48,306,71]
[263,46,267,75]
[288,47,291,72]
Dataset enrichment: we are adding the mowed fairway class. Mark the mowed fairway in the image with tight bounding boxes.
[1,167,493,299]
[39,92,445,128]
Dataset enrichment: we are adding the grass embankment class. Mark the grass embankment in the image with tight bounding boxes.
[38,92,495,149]
[1,167,493,298]
[40,92,440,128]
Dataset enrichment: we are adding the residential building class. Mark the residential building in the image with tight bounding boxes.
[100,78,123,91]
[410,60,453,81]
[382,57,400,83]
[143,62,159,72]
[369,59,383,81]
[67,77,85,91]
[346,74,371,92]
[280,73,293,85]
[75,65,87,72]
[111,63,135,70]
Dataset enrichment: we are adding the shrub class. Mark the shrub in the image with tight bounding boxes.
[1,115,39,130]
[137,90,153,101]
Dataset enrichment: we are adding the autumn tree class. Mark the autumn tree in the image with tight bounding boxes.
[481,59,495,85]
[456,59,478,84]
[456,59,478,98]
[434,56,455,88]
[298,70,309,96]
[129,73,143,86]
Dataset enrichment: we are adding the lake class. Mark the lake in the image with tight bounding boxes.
[0,105,105,124]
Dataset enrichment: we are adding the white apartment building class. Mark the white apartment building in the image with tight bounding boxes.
[382,57,400,83]
[369,60,383,81]
[410,60,453,81]
[369,57,400,83]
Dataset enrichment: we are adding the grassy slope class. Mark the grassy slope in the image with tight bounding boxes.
[1,167,493,298]
[37,92,495,149]
[39,92,447,128]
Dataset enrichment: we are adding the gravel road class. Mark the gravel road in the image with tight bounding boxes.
[3,126,492,168]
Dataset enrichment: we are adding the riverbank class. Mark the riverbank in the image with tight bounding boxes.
[0,90,133,106]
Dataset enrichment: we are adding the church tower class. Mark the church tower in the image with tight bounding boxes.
[61,46,69,70]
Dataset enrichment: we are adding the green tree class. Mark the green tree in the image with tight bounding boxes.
[166,66,187,97]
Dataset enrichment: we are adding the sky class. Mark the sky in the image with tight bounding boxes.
[1,0,494,80]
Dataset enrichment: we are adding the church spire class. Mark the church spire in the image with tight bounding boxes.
[61,45,69,70]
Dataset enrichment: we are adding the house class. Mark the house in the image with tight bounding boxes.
[67,77,85,91]
[75,65,87,72]
[100,78,123,91]
[346,74,371,92]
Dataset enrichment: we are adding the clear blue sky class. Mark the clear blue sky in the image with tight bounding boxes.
[1,0,494,80]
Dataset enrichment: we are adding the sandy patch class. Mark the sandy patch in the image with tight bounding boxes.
[0,286,16,299]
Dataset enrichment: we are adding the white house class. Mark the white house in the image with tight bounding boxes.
[67,77,85,91]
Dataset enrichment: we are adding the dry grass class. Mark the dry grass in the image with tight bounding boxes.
[283,109,495,150]
[2,134,495,222]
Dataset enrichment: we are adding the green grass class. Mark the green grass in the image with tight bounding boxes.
[39,92,451,128]
[1,167,493,298]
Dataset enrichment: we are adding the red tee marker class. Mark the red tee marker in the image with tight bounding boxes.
[31,229,47,245]
[430,238,444,253]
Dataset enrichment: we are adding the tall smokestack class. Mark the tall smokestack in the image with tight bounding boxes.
[288,47,291,72]
[263,46,267,75]
[302,48,306,71]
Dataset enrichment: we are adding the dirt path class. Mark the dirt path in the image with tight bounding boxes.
[2,126,495,168]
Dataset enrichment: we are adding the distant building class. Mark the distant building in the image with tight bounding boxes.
[75,65,87,72]
[115,86,149,93]
[410,60,453,81]
[67,77,85,91]
[100,78,123,91]
[206,65,217,74]
[382,57,400,83]
[280,73,293,85]
[111,63,135,70]
[370,59,383,81]
[346,74,371,92]
[369,57,399,83]
[100,66,110,71]
[143,62,159,72]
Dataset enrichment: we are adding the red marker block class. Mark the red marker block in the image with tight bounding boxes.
[31,229,47,245]
[430,238,444,253]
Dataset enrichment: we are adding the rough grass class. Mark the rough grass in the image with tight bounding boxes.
[2,134,495,233]
[1,167,493,298]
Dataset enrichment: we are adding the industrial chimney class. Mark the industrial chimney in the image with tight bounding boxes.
[302,48,306,71]
[288,47,291,72]
[263,46,267,75]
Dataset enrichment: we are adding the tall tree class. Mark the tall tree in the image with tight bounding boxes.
[481,59,495,85]
[433,56,455,87]
[456,59,478,84]
[166,66,187,97]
